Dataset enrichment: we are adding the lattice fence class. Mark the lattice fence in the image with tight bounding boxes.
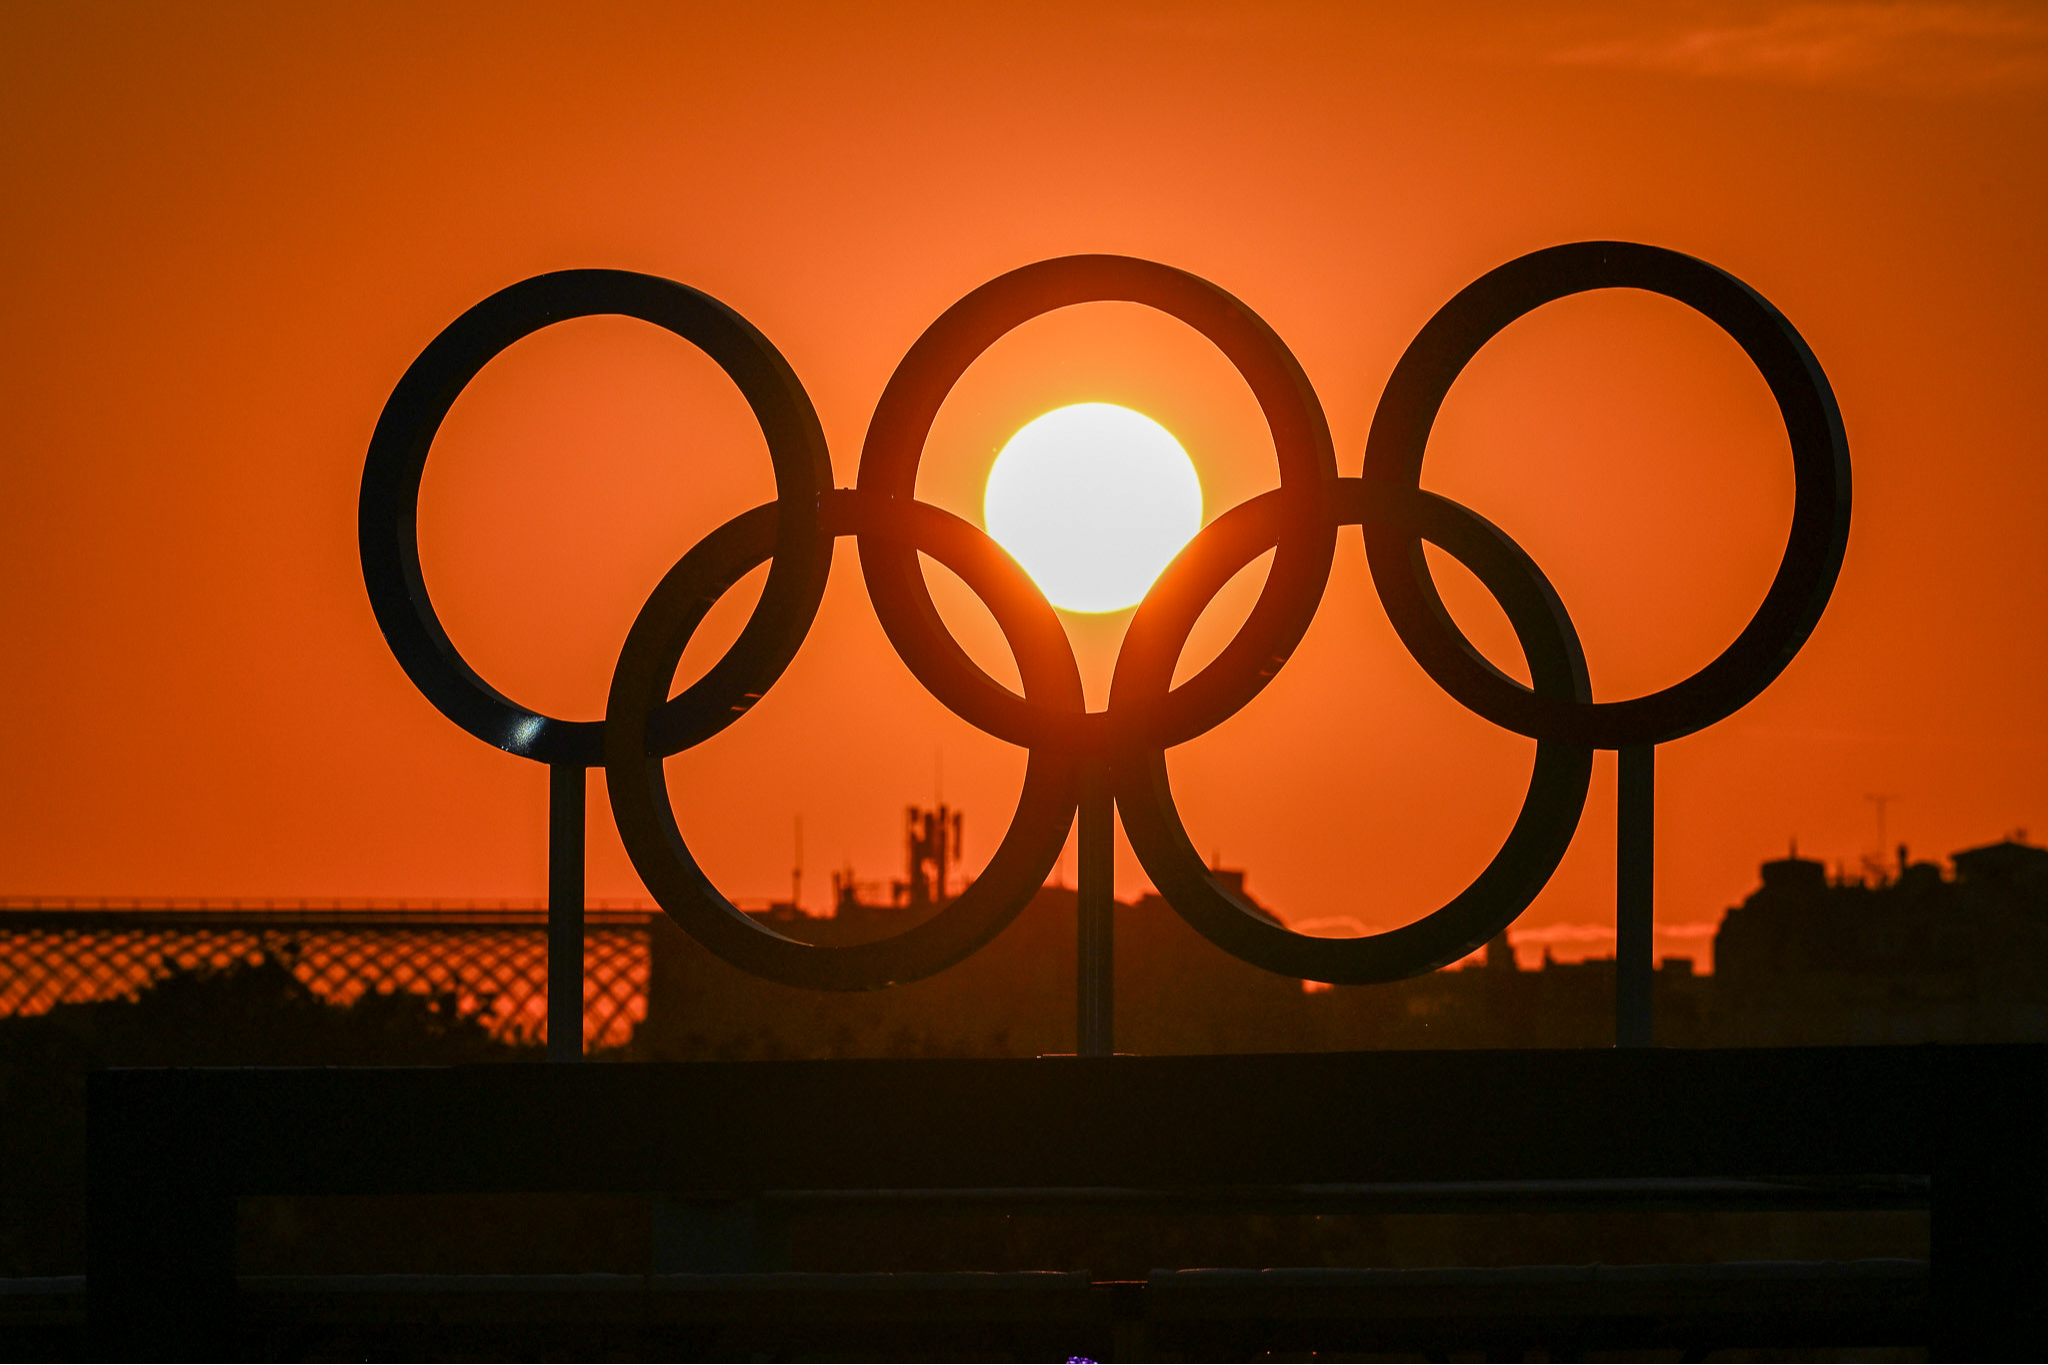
[0,908,650,1051]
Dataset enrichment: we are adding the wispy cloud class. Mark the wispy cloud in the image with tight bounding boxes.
[1281,916,1720,943]
[1288,915,1378,939]
[1507,920,1721,944]
[1547,1,2048,97]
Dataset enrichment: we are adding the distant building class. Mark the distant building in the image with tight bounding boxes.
[1712,840,2048,1044]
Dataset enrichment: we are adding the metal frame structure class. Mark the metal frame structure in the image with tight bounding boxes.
[358,243,1849,1055]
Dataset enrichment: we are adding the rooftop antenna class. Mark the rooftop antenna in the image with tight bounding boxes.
[792,814,803,912]
[1866,794,1897,866]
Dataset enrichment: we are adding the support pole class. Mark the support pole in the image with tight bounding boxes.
[548,763,586,1063]
[1077,761,1114,1058]
[1616,744,1654,1048]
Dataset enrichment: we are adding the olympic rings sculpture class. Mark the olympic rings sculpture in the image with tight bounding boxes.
[361,243,1849,993]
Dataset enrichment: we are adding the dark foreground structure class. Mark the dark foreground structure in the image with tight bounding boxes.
[74,1048,2038,1359]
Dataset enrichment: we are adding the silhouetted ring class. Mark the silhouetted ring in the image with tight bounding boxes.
[604,489,1083,990]
[1362,241,1851,750]
[1110,480,1595,983]
[360,268,833,769]
[856,254,1341,756]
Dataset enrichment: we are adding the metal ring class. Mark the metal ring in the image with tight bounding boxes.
[856,254,1341,756]
[359,268,833,768]
[1361,241,1851,750]
[604,490,1084,990]
[1110,480,1594,983]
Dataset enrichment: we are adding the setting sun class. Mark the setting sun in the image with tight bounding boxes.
[982,402,1203,613]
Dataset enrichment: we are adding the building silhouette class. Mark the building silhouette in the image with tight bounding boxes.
[1712,839,2048,1045]
[640,813,2048,1059]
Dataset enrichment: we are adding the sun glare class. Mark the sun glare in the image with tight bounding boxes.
[983,403,1203,613]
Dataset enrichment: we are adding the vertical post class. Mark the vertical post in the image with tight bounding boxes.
[1616,744,1654,1048]
[548,763,586,1063]
[1077,760,1114,1058]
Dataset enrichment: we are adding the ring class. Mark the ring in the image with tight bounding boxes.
[603,491,1082,990]
[359,268,833,768]
[1361,241,1851,749]
[1109,482,1594,982]
[856,255,1340,756]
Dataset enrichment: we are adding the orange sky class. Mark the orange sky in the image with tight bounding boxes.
[4,1,2046,971]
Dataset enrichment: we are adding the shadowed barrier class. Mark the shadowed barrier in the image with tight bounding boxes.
[88,1048,2042,1357]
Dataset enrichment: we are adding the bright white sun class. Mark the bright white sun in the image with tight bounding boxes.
[983,403,1203,613]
